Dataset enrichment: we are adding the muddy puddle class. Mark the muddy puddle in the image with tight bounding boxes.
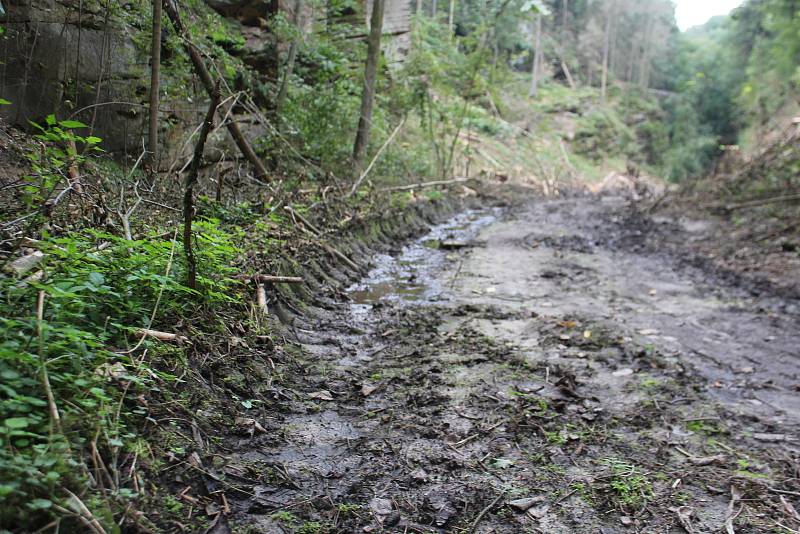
[346,208,501,308]
[227,196,800,534]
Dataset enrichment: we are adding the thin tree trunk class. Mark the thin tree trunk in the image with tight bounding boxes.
[638,14,655,89]
[148,0,162,170]
[276,0,304,116]
[561,0,568,35]
[352,0,385,173]
[608,1,618,77]
[431,0,438,18]
[529,13,543,97]
[448,0,456,32]
[601,3,612,101]
[184,83,221,291]
[416,0,422,15]
[164,1,270,180]
[561,60,575,89]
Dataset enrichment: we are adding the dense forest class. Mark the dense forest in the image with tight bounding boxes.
[0,0,799,532]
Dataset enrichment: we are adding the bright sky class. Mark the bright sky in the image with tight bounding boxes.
[674,0,745,31]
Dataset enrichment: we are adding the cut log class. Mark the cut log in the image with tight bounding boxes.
[136,328,189,344]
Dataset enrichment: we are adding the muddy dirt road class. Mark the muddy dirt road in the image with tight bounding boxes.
[227,196,800,533]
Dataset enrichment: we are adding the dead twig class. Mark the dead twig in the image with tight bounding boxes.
[725,485,743,534]
[349,116,407,197]
[470,491,505,533]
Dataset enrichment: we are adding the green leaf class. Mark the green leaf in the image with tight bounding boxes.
[28,499,53,510]
[45,114,57,126]
[520,0,550,15]
[490,457,514,469]
[4,417,29,429]
[85,136,103,145]
[59,119,88,129]
[0,99,11,105]
[88,272,105,286]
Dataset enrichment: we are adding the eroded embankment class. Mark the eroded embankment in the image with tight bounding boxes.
[166,193,800,534]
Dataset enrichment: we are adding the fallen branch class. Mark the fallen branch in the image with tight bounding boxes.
[234,274,304,284]
[284,209,361,272]
[64,490,108,534]
[321,242,361,272]
[284,206,323,236]
[381,177,470,192]
[164,0,269,180]
[725,485,742,534]
[349,116,407,197]
[470,491,505,533]
[721,193,800,211]
[136,328,189,344]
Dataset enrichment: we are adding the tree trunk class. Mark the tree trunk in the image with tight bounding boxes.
[561,0,568,35]
[448,0,456,32]
[352,0,385,173]
[148,0,162,170]
[601,3,612,101]
[561,59,576,89]
[275,0,304,116]
[431,0,438,18]
[529,13,543,97]
[184,84,221,291]
[638,14,655,89]
[607,0,618,77]
[416,0,422,15]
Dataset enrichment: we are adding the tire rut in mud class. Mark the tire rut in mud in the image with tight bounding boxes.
[212,196,799,534]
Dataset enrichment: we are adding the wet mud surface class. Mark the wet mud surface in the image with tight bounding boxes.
[223,196,800,533]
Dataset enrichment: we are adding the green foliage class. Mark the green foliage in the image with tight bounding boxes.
[598,458,654,509]
[23,116,102,211]
[663,0,800,181]
[0,219,239,529]
[573,108,635,162]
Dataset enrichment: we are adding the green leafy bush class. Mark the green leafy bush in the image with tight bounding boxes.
[0,220,239,529]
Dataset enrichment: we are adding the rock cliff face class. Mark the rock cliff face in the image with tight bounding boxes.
[0,0,412,159]
[1,0,145,154]
[0,0,278,159]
